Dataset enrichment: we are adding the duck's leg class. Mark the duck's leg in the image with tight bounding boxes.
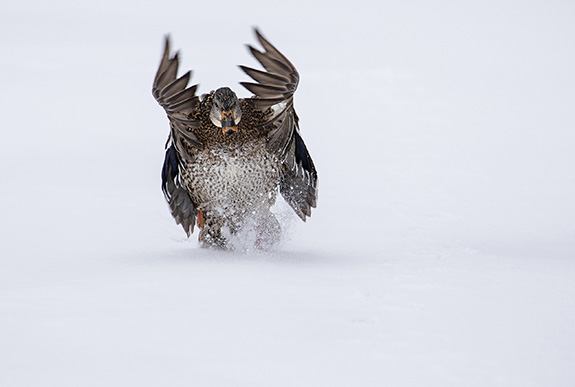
[198,211,231,249]
[196,210,205,228]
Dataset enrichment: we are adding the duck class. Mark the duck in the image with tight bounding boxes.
[152,28,318,249]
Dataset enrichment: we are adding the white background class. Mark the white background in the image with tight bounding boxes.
[1,0,574,385]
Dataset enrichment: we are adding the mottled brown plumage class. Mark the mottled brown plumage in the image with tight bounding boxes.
[189,93,271,147]
[153,28,318,249]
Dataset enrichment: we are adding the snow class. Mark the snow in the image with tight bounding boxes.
[1,0,574,385]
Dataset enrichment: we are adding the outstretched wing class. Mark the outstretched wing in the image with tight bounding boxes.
[153,35,202,151]
[240,29,318,220]
[153,36,200,236]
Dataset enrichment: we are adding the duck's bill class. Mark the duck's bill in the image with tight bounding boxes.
[221,110,238,134]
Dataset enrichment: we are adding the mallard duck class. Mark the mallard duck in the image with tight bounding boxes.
[152,29,317,249]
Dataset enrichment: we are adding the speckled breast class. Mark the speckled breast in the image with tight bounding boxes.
[182,142,282,215]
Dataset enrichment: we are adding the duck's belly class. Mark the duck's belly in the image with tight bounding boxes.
[183,145,281,214]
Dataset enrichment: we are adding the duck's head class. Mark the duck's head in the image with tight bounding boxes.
[210,87,242,135]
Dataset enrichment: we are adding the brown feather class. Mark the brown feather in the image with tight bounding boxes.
[239,65,290,86]
[159,71,191,99]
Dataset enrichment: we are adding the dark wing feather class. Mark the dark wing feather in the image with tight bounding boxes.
[161,145,196,236]
[240,29,318,220]
[278,116,318,220]
[153,36,201,236]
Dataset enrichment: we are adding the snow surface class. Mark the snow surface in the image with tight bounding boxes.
[1,0,574,386]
